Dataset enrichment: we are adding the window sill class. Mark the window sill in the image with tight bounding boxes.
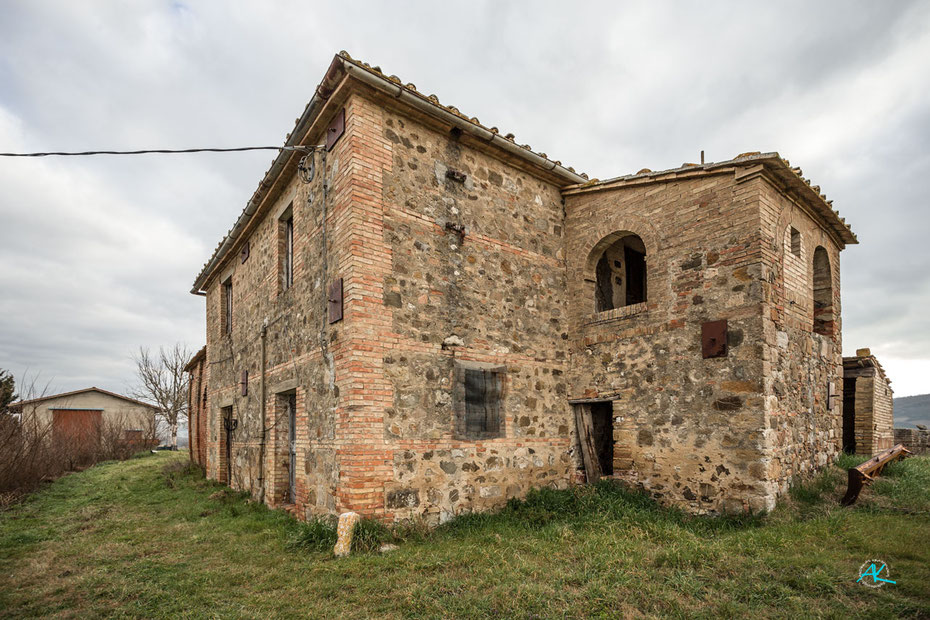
[584,302,648,326]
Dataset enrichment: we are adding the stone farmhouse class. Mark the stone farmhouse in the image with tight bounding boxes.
[187,52,858,523]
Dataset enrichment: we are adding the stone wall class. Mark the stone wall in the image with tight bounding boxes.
[871,367,894,451]
[894,427,930,454]
[198,83,573,523]
[759,177,844,496]
[563,169,771,514]
[853,375,877,453]
[186,351,208,469]
[374,90,575,523]
[201,95,349,518]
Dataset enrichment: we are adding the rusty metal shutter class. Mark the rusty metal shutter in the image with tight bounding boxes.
[328,278,343,324]
[325,108,345,151]
[702,320,728,359]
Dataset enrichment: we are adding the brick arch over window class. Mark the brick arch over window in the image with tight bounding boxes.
[772,205,833,263]
[587,232,648,311]
[781,224,806,295]
[574,214,661,315]
[579,214,660,274]
[812,245,834,335]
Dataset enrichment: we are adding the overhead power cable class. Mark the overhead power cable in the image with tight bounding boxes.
[0,145,317,158]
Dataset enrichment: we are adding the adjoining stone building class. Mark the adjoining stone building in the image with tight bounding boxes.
[185,346,208,469]
[842,348,894,455]
[187,52,858,522]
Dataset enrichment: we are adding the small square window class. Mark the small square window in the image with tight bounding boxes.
[454,361,504,439]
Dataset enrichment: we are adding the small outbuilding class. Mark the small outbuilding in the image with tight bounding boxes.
[13,387,159,453]
[842,349,894,455]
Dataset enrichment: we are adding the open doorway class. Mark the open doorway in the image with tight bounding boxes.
[843,377,856,453]
[590,402,614,475]
[573,401,615,482]
[280,392,297,504]
[287,393,297,503]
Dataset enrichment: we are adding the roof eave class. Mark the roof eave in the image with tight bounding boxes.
[562,152,857,247]
[190,55,347,295]
[191,52,588,295]
[183,346,207,373]
[11,387,160,410]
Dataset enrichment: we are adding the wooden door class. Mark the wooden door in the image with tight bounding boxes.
[52,409,102,465]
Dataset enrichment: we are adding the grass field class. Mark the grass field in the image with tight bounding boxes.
[0,451,928,618]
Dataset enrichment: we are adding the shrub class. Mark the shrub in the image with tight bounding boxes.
[287,516,338,551]
[352,518,392,553]
[0,412,152,505]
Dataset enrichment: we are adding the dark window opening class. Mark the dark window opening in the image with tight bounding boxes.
[222,279,233,335]
[590,401,614,476]
[595,234,647,312]
[790,227,801,257]
[813,246,834,336]
[455,363,504,439]
[465,369,500,435]
[625,245,646,306]
[283,215,294,291]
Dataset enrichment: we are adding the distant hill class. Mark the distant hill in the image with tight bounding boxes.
[894,394,930,429]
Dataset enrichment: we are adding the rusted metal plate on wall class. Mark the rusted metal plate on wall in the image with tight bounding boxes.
[325,108,345,151]
[328,277,343,324]
[702,319,728,359]
[240,369,248,396]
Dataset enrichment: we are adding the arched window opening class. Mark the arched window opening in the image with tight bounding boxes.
[595,234,647,312]
[812,246,833,336]
[788,227,801,257]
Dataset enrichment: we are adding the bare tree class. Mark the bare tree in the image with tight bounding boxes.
[131,344,191,450]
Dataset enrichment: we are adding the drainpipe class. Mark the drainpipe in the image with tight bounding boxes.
[258,320,268,503]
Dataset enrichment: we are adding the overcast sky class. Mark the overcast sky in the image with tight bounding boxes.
[1,2,928,417]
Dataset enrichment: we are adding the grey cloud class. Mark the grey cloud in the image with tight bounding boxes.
[1,0,928,396]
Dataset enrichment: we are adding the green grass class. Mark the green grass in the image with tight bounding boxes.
[0,452,928,618]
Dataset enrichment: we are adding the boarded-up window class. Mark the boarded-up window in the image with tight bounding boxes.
[454,362,504,439]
